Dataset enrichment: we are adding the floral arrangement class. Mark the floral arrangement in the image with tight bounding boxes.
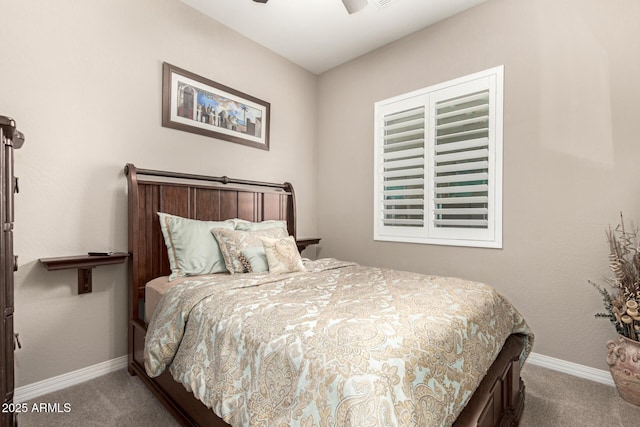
[591,213,640,341]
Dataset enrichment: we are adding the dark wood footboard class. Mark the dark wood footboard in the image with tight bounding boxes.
[454,334,525,427]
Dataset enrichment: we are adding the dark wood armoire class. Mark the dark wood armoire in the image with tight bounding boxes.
[0,116,23,427]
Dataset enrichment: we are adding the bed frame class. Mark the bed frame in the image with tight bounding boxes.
[124,163,526,427]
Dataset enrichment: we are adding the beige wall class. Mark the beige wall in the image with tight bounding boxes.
[317,0,640,370]
[1,0,318,386]
[3,0,638,388]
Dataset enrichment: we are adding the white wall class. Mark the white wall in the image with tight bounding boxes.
[0,0,318,386]
[316,0,640,370]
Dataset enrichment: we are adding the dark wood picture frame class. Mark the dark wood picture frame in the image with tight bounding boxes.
[161,62,270,150]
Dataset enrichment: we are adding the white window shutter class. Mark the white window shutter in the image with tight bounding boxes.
[374,97,427,240]
[374,66,503,248]
[427,74,500,246]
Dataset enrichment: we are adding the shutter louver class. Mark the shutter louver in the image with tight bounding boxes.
[382,106,425,227]
[433,90,490,229]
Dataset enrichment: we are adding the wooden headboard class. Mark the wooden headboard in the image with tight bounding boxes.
[124,163,296,322]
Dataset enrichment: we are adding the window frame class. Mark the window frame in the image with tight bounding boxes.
[373,66,504,248]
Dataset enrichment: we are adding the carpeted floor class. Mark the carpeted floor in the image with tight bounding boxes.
[521,364,640,426]
[17,363,640,426]
[18,369,180,427]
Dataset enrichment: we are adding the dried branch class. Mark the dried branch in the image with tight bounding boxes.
[592,213,640,340]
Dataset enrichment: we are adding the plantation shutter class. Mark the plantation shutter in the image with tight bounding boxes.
[432,90,490,229]
[381,105,425,228]
[374,66,502,248]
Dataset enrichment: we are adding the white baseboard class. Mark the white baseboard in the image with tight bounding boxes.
[14,355,128,403]
[527,351,615,386]
[13,351,614,404]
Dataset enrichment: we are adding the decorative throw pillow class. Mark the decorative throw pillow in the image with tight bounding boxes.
[239,246,269,273]
[157,213,234,280]
[260,235,306,274]
[211,227,288,274]
[233,219,288,232]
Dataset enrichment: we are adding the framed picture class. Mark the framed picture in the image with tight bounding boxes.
[162,62,270,150]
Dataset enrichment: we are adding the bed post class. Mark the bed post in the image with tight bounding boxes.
[124,163,140,375]
[283,182,296,240]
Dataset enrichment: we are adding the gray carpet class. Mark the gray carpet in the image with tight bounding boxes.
[19,369,179,427]
[521,364,640,426]
[18,363,640,426]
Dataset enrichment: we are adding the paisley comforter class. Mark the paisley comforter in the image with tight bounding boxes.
[145,258,533,427]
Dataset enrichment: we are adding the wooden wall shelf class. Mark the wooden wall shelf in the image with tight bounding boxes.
[40,253,129,294]
[296,238,320,253]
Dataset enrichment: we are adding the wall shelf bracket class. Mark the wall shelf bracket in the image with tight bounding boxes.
[39,253,129,294]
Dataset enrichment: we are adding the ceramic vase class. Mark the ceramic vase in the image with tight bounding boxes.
[606,335,640,406]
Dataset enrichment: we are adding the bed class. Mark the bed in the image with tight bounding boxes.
[124,163,533,427]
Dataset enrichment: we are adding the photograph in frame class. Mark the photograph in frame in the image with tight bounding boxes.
[162,62,270,150]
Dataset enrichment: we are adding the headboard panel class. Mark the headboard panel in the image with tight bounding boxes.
[125,163,296,321]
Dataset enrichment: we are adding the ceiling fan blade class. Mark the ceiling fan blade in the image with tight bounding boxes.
[342,0,368,14]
